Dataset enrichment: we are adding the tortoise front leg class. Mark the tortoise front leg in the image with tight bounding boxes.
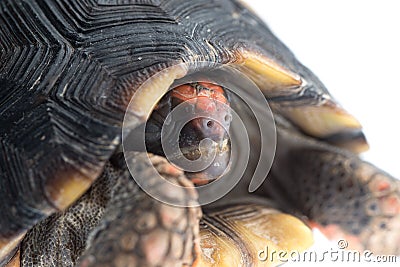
[291,148,400,255]
[19,153,201,267]
[265,130,400,255]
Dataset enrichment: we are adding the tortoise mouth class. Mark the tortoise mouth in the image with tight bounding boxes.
[177,138,231,185]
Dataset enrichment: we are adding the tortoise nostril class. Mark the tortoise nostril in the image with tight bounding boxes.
[206,120,214,128]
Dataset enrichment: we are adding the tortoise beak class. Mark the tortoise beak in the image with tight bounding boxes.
[183,138,231,185]
[177,115,231,185]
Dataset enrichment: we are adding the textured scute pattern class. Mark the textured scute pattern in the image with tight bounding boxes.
[0,0,300,244]
[267,147,400,255]
[21,153,201,267]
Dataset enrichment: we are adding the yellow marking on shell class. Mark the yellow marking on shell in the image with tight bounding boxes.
[282,102,368,152]
[278,100,368,153]
[194,206,313,266]
[128,64,188,122]
[4,249,19,267]
[333,137,370,154]
[285,104,361,135]
[234,50,302,93]
[233,49,367,153]
[196,229,243,267]
[0,233,24,264]
[45,171,95,210]
[237,213,313,265]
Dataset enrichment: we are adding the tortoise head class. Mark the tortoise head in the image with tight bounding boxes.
[146,82,232,185]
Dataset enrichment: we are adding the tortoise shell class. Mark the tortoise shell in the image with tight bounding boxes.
[2,0,398,266]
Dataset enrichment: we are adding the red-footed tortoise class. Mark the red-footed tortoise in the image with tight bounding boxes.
[0,0,399,266]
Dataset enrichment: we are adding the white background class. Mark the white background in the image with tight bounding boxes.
[245,1,400,266]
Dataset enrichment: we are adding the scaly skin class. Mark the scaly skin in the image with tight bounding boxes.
[17,152,314,267]
[20,153,202,267]
[263,125,400,255]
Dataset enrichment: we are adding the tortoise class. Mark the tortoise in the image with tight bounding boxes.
[0,0,399,266]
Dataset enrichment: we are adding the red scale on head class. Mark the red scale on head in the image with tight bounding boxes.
[146,82,231,185]
[170,82,231,140]
[166,82,231,184]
